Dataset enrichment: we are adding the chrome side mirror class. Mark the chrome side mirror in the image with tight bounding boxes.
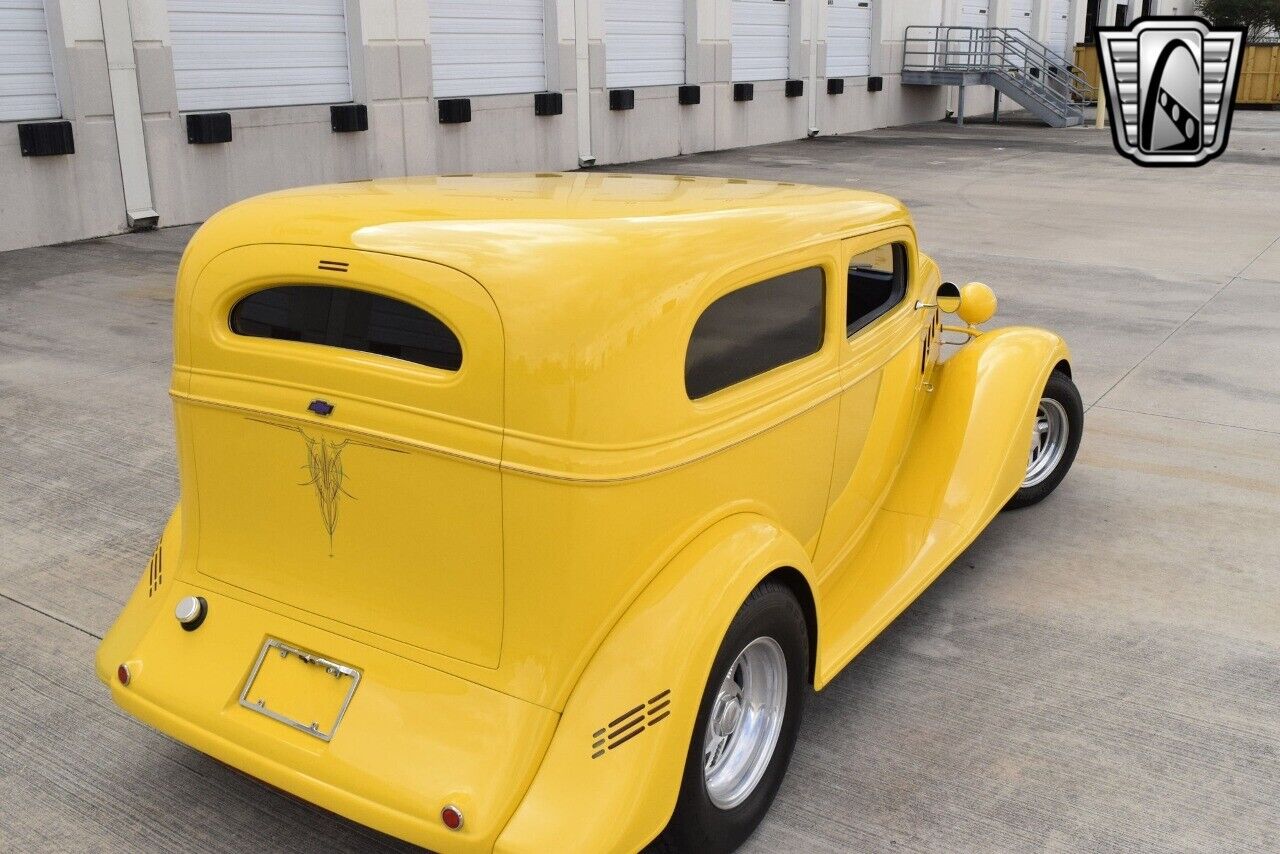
[926,282,999,340]
[936,282,962,313]
[915,282,961,312]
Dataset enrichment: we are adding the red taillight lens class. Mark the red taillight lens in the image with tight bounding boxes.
[441,805,463,831]
[117,663,131,686]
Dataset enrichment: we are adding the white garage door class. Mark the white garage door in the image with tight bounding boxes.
[606,0,685,88]
[958,2,990,29]
[732,0,791,82]
[1009,0,1034,37]
[0,0,60,121]
[1048,0,1072,59]
[430,0,547,97]
[168,0,352,112]
[826,0,873,78]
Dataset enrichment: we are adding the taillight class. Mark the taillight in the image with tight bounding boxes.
[441,805,463,831]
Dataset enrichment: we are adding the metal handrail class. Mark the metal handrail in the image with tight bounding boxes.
[903,26,990,72]
[993,27,1094,102]
[903,26,1093,122]
[988,30,1087,117]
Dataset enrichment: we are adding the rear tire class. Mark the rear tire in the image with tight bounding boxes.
[1005,370,1083,510]
[653,581,808,853]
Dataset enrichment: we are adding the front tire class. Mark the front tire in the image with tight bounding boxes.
[654,581,808,853]
[1005,369,1083,510]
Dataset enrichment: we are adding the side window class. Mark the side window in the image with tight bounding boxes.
[846,243,909,335]
[230,285,463,371]
[685,267,825,400]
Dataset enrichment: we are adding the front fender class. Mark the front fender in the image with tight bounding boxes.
[885,325,1071,526]
[494,514,815,854]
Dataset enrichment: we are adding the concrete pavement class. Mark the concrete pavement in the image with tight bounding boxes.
[2,112,1278,852]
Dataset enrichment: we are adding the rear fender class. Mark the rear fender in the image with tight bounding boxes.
[885,326,1072,526]
[494,513,815,854]
[96,507,181,684]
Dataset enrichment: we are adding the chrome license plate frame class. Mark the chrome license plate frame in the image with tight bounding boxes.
[238,638,361,742]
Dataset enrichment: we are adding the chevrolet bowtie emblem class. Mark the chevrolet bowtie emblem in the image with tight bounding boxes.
[1097,17,1245,167]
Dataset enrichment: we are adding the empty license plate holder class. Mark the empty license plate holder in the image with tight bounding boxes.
[238,638,361,742]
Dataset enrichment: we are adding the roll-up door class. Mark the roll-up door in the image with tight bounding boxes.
[605,0,686,88]
[1009,0,1034,37]
[1048,0,1072,59]
[826,0,873,78]
[958,2,990,28]
[168,0,352,112]
[430,0,547,97]
[732,0,791,82]
[1007,0,1034,67]
[0,0,60,121]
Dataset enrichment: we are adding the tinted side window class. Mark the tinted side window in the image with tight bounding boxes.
[847,243,908,335]
[230,285,463,371]
[686,267,825,400]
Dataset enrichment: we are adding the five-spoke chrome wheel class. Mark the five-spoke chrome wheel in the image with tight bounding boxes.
[1024,397,1070,489]
[702,636,788,810]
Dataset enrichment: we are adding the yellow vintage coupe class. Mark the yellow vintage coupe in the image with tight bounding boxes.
[98,173,1081,853]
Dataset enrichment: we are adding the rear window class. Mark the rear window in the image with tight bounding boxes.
[685,267,825,400]
[230,285,462,371]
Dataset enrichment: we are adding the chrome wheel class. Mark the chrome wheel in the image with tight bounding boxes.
[702,636,788,810]
[1024,397,1069,488]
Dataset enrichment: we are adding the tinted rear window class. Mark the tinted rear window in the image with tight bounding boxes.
[230,285,462,371]
[685,267,825,399]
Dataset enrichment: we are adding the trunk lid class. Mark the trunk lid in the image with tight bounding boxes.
[178,245,505,668]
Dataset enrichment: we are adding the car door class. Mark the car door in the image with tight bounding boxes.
[813,228,925,579]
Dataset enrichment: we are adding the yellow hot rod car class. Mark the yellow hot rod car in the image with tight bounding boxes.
[98,173,1081,853]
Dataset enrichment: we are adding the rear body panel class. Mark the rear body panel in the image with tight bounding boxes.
[180,245,505,669]
[99,567,555,853]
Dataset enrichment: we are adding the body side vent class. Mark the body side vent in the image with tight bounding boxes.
[591,689,672,759]
[147,545,163,596]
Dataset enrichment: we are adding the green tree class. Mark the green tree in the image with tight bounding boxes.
[1196,0,1280,42]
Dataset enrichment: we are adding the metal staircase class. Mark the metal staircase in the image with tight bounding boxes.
[902,26,1093,128]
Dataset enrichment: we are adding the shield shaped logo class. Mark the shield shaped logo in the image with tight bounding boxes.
[1097,17,1245,167]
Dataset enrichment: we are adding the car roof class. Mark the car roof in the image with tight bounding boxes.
[192,173,912,291]
[180,173,918,461]
[242,171,905,220]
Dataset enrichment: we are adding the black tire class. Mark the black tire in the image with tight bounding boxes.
[652,581,808,854]
[1005,369,1083,510]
